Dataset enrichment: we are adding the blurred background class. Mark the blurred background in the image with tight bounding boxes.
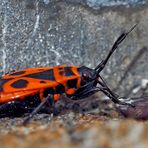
[0,0,148,147]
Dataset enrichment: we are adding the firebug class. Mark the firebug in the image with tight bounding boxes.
[0,25,137,124]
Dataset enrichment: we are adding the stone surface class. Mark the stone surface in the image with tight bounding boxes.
[0,0,148,97]
[86,0,147,8]
[0,1,148,147]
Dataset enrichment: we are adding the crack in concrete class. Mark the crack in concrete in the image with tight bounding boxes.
[26,2,40,49]
[1,13,8,74]
[50,45,62,65]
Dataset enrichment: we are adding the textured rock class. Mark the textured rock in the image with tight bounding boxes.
[0,1,148,147]
[0,0,148,97]
[86,0,147,8]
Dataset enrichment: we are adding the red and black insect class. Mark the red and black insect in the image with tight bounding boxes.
[0,25,136,122]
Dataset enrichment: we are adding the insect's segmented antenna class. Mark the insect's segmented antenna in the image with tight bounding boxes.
[95,24,137,75]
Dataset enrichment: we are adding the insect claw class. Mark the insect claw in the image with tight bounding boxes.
[123,102,135,108]
[128,103,135,108]
[23,115,32,126]
[117,97,135,108]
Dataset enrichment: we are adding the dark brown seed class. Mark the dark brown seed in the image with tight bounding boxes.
[117,93,148,120]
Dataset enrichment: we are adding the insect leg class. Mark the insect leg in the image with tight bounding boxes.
[73,88,100,100]
[72,75,134,106]
[23,94,55,125]
[98,75,134,107]
[74,85,134,107]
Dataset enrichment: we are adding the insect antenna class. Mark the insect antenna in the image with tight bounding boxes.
[95,24,137,76]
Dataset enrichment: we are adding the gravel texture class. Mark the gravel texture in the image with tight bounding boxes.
[0,115,148,148]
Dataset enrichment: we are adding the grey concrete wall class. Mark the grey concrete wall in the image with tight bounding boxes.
[0,0,148,97]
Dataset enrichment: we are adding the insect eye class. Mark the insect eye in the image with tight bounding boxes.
[82,72,90,80]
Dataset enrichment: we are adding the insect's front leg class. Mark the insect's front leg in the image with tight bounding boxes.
[71,80,97,100]
[71,88,99,100]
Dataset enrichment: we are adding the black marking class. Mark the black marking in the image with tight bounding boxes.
[40,80,46,83]
[67,79,78,88]
[43,87,55,97]
[59,70,64,76]
[64,67,75,76]
[0,78,12,92]
[55,84,65,94]
[9,71,26,76]
[11,79,28,88]
[25,69,55,81]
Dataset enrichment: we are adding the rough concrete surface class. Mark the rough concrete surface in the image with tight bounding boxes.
[0,0,148,147]
[0,0,148,97]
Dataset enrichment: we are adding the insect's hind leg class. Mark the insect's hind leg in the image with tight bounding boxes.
[23,94,55,125]
[0,101,30,118]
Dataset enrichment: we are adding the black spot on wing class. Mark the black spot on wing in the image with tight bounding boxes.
[0,78,12,92]
[67,79,77,88]
[59,70,64,76]
[25,70,55,81]
[64,67,75,76]
[40,80,46,83]
[55,84,65,94]
[9,71,26,76]
[11,79,28,88]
